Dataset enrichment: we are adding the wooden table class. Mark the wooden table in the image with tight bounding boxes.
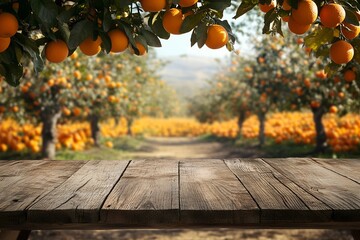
[0,158,359,240]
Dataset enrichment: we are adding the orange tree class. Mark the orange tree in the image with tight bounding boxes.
[93,51,178,135]
[191,35,297,146]
[288,46,360,153]
[1,0,360,86]
[0,49,166,158]
[194,31,360,151]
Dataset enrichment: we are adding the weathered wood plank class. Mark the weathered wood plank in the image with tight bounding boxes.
[180,159,259,225]
[27,160,130,224]
[225,158,332,223]
[312,158,360,183]
[263,158,360,221]
[0,160,86,226]
[101,160,179,227]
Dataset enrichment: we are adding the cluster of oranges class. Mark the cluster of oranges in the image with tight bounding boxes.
[157,0,229,50]
[1,112,360,154]
[260,0,358,65]
[0,120,41,153]
[44,29,145,64]
[243,112,360,152]
[132,117,208,137]
[0,12,18,53]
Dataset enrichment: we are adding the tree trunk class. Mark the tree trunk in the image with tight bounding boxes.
[127,118,133,136]
[41,110,61,160]
[312,107,327,153]
[258,112,266,147]
[237,110,246,137]
[90,114,101,147]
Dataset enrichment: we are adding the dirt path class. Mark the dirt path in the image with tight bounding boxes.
[130,137,263,159]
[131,137,233,159]
[30,137,353,240]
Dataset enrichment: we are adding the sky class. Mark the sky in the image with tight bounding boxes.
[155,32,232,59]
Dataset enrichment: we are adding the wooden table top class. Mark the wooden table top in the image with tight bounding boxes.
[0,158,359,230]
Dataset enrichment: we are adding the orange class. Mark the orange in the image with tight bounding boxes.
[329,40,354,65]
[205,24,229,49]
[342,23,360,40]
[315,70,327,79]
[163,8,184,34]
[135,66,142,74]
[303,77,311,87]
[45,40,69,63]
[282,15,290,22]
[62,107,71,116]
[310,100,320,108]
[259,0,277,13]
[79,36,102,56]
[130,42,147,56]
[282,0,291,10]
[70,51,78,59]
[105,141,113,148]
[0,37,10,53]
[291,0,318,25]
[297,38,304,44]
[140,0,166,12]
[0,13,19,37]
[179,0,198,7]
[343,69,356,82]
[319,3,345,28]
[73,107,81,116]
[288,16,311,34]
[73,70,82,79]
[329,106,338,114]
[12,106,19,112]
[108,29,129,53]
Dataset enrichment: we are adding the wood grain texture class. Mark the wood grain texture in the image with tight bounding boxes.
[101,160,179,227]
[263,158,360,221]
[312,158,360,183]
[0,160,86,225]
[28,160,129,224]
[225,158,332,223]
[0,159,359,230]
[180,159,259,225]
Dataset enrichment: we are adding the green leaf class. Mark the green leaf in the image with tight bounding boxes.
[148,12,170,40]
[344,9,360,26]
[262,8,277,34]
[352,38,360,63]
[31,0,59,29]
[99,31,112,53]
[195,22,207,48]
[205,0,231,12]
[190,30,197,47]
[288,0,299,9]
[304,27,334,52]
[181,13,204,33]
[114,0,134,8]
[102,8,113,32]
[68,19,94,50]
[0,62,23,87]
[120,21,137,49]
[57,7,76,23]
[325,62,341,76]
[233,1,257,19]
[141,29,162,47]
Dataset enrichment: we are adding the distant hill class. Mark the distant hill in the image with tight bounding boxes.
[159,55,222,99]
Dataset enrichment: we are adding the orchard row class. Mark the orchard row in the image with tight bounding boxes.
[0,112,359,154]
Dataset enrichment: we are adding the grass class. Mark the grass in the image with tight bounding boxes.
[56,136,144,160]
[234,137,360,159]
[200,135,360,159]
[1,135,359,160]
